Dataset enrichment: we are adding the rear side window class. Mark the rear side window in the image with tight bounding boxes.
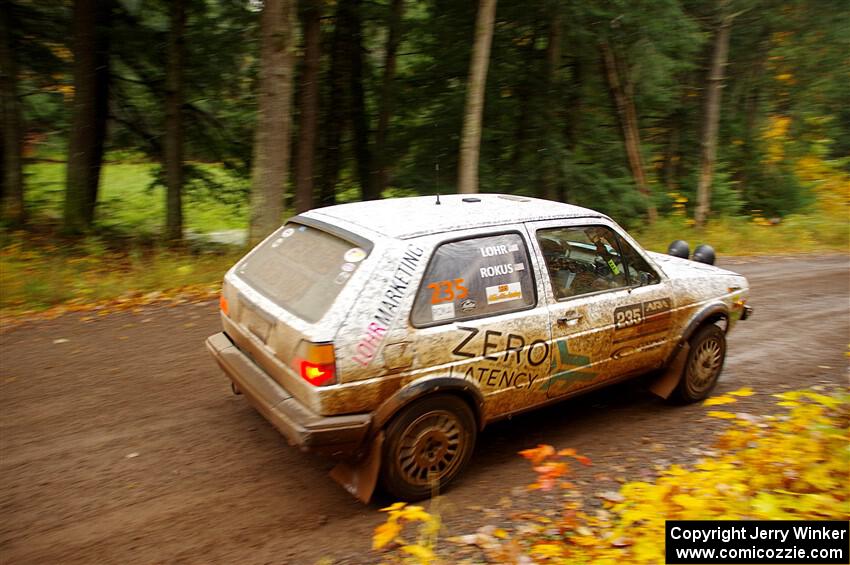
[411,233,536,326]
[236,223,370,323]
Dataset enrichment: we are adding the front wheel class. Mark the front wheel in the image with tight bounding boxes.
[674,324,726,403]
[380,394,476,501]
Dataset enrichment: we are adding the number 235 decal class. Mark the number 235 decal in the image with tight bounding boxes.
[615,305,642,328]
[614,297,672,330]
[428,279,468,304]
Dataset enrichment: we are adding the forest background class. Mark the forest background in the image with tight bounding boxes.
[1,0,847,313]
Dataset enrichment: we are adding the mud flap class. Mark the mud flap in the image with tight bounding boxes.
[329,431,384,503]
[648,342,690,399]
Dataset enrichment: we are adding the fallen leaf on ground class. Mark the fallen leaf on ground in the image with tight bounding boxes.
[597,491,625,503]
[704,395,737,406]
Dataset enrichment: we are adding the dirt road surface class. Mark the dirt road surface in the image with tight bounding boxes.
[1,255,847,564]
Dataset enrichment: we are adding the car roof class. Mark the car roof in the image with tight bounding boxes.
[302,193,608,240]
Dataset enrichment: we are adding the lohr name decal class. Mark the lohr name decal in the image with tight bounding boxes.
[479,243,519,257]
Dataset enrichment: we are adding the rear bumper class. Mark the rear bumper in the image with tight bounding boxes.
[206,332,371,458]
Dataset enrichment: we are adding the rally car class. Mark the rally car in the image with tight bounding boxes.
[206,194,751,501]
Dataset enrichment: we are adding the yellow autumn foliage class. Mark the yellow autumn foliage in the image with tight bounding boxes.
[373,502,441,563]
[763,115,792,165]
[516,389,850,564]
[372,389,849,564]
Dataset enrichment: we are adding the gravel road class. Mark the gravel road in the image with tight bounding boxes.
[1,255,847,564]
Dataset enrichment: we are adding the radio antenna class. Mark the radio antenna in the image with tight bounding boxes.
[434,120,441,204]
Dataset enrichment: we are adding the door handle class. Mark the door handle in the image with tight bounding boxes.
[557,312,583,327]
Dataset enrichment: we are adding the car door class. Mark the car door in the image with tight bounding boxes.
[408,228,552,419]
[605,229,677,376]
[527,220,672,399]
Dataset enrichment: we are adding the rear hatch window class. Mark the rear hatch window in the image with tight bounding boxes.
[236,222,370,323]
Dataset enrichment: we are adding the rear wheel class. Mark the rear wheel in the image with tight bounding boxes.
[674,324,726,402]
[380,394,476,501]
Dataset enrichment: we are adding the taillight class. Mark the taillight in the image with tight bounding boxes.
[298,360,336,386]
[219,294,229,316]
[293,342,337,386]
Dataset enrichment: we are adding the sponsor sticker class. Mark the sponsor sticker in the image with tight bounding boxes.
[281,227,295,238]
[514,262,525,271]
[460,299,477,312]
[334,271,352,285]
[431,302,455,321]
[486,282,523,304]
[340,262,356,272]
[344,247,367,263]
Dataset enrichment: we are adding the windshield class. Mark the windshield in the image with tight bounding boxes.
[236,223,370,323]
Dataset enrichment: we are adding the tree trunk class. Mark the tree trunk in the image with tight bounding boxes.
[63,0,111,234]
[457,0,497,194]
[510,23,539,177]
[293,0,321,214]
[164,0,186,242]
[695,4,733,228]
[249,0,297,244]
[600,41,657,222]
[373,0,404,197]
[319,1,349,208]
[561,49,584,204]
[663,116,681,190]
[737,53,765,193]
[541,12,561,201]
[564,55,582,153]
[0,1,24,224]
[348,0,375,201]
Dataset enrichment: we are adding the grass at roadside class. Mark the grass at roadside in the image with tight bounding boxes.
[634,213,849,256]
[0,232,242,317]
[2,211,847,317]
[3,159,847,316]
[24,160,848,254]
[25,160,248,235]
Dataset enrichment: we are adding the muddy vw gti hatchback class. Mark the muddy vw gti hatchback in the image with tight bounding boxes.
[207,194,751,501]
